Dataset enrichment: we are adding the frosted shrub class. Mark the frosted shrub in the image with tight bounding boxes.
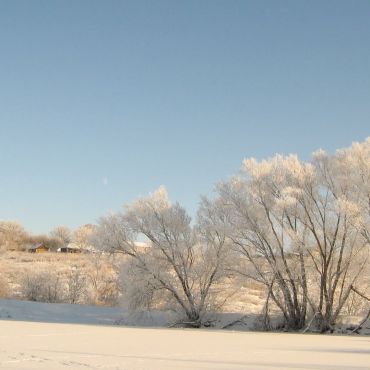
[0,275,9,298]
[66,267,87,304]
[85,253,119,306]
[20,269,64,303]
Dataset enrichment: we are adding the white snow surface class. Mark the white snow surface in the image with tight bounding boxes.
[0,320,369,370]
[0,299,369,369]
[0,299,257,329]
[0,299,171,327]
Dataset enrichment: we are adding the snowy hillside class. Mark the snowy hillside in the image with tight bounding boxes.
[0,299,123,325]
[1,298,369,336]
[0,299,171,327]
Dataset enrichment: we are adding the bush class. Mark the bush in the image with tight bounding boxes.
[0,275,9,298]
[66,267,87,304]
[20,269,64,303]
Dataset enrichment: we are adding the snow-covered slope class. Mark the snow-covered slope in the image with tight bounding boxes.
[1,298,369,336]
[0,299,123,325]
[0,299,170,327]
[0,298,265,331]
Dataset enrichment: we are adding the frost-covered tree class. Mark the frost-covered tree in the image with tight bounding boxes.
[217,155,311,330]
[73,224,96,250]
[93,186,229,326]
[215,138,370,331]
[0,220,28,251]
[306,139,370,331]
[50,226,72,247]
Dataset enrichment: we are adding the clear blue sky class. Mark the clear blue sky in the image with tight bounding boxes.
[0,0,369,233]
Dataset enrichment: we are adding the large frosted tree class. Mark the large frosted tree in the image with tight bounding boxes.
[216,155,311,330]
[93,186,229,326]
[215,138,370,331]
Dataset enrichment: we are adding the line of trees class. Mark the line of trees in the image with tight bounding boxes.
[0,223,95,252]
[93,138,370,331]
[19,257,119,306]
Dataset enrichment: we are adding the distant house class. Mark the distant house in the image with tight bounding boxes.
[57,242,97,254]
[28,244,50,253]
[133,241,149,252]
[57,243,81,253]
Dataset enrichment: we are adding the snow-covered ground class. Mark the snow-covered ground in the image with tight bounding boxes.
[0,298,171,326]
[0,299,369,369]
[0,320,369,370]
[0,298,254,329]
[0,299,124,325]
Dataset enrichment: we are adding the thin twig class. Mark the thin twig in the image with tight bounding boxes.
[301,312,320,333]
[349,286,370,334]
[351,286,370,302]
[350,309,370,334]
[222,314,249,329]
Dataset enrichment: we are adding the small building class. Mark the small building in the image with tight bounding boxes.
[28,244,50,253]
[57,244,82,253]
